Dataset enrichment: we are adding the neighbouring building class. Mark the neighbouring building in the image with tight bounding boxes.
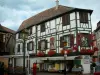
[0,24,15,68]
[15,2,95,74]
[95,21,100,63]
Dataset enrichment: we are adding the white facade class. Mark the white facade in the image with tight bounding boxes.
[15,9,92,74]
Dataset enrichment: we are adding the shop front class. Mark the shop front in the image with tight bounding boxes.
[37,56,77,73]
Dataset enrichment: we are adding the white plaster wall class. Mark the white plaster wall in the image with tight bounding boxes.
[16,57,43,67]
[50,19,55,29]
[71,20,76,28]
[32,26,36,34]
[56,17,62,24]
[16,34,18,39]
[70,12,75,20]
[77,12,79,19]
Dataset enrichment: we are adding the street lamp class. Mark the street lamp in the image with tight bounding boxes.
[64,49,68,75]
[21,29,28,75]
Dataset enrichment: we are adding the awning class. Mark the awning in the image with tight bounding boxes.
[0,54,29,58]
[40,56,77,60]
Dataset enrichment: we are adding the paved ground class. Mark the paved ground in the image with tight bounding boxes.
[36,72,91,75]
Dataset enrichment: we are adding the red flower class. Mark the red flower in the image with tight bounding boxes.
[60,50,64,55]
[93,47,98,51]
[37,51,45,57]
[48,50,56,56]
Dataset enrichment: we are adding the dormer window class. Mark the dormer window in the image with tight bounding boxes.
[41,23,45,32]
[62,14,70,26]
[79,12,88,23]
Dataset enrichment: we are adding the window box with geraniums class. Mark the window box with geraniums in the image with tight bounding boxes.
[60,49,71,55]
[80,48,94,55]
[93,47,98,52]
[48,50,56,56]
[37,51,45,57]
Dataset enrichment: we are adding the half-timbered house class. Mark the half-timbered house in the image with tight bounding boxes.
[0,24,15,68]
[15,2,94,74]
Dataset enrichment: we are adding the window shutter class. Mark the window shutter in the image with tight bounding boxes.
[84,13,88,23]
[27,43,29,51]
[45,40,48,49]
[41,23,45,32]
[76,34,81,46]
[17,44,20,52]
[70,34,74,47]
[38,41,41,50]
[62,14,70,26]
[32,41,34,50]
[60,36,64,48]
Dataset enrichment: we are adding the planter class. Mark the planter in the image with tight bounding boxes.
[93,47,98,51]
[37,51,45,57]
[48,50,56,56]
[80,49,94,55]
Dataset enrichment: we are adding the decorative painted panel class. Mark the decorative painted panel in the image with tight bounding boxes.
[50,37,56,50]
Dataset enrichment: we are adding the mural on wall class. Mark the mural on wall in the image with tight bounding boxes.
[50,37,55,50]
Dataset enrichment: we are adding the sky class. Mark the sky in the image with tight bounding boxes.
[0,0,100,31]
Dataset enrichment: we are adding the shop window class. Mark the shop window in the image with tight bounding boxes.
[62,14,70,26]
[79,12,88,23]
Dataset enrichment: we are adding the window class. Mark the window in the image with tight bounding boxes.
[41,23,45,32]
[38,40,47,50]
[60,35,74,48]
[17,44,20,52]
[27,41,34,51]
[28,27,32,35]
[80,34,90,47]
[62,14,70,26]
[18,33,23,39]
[79,12,88,23]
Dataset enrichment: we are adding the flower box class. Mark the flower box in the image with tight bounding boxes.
[48,50,56,56]
[80,48,94,55]
[37,51,45,57]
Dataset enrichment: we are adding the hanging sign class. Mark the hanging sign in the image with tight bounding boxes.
[83,55,90,64]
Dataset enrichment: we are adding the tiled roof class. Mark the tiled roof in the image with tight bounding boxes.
[0,24,15,34]
[17,5,93,32]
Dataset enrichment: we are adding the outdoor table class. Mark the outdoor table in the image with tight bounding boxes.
[72,68,83,75]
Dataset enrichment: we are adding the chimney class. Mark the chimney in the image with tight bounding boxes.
[55,0,59,9]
